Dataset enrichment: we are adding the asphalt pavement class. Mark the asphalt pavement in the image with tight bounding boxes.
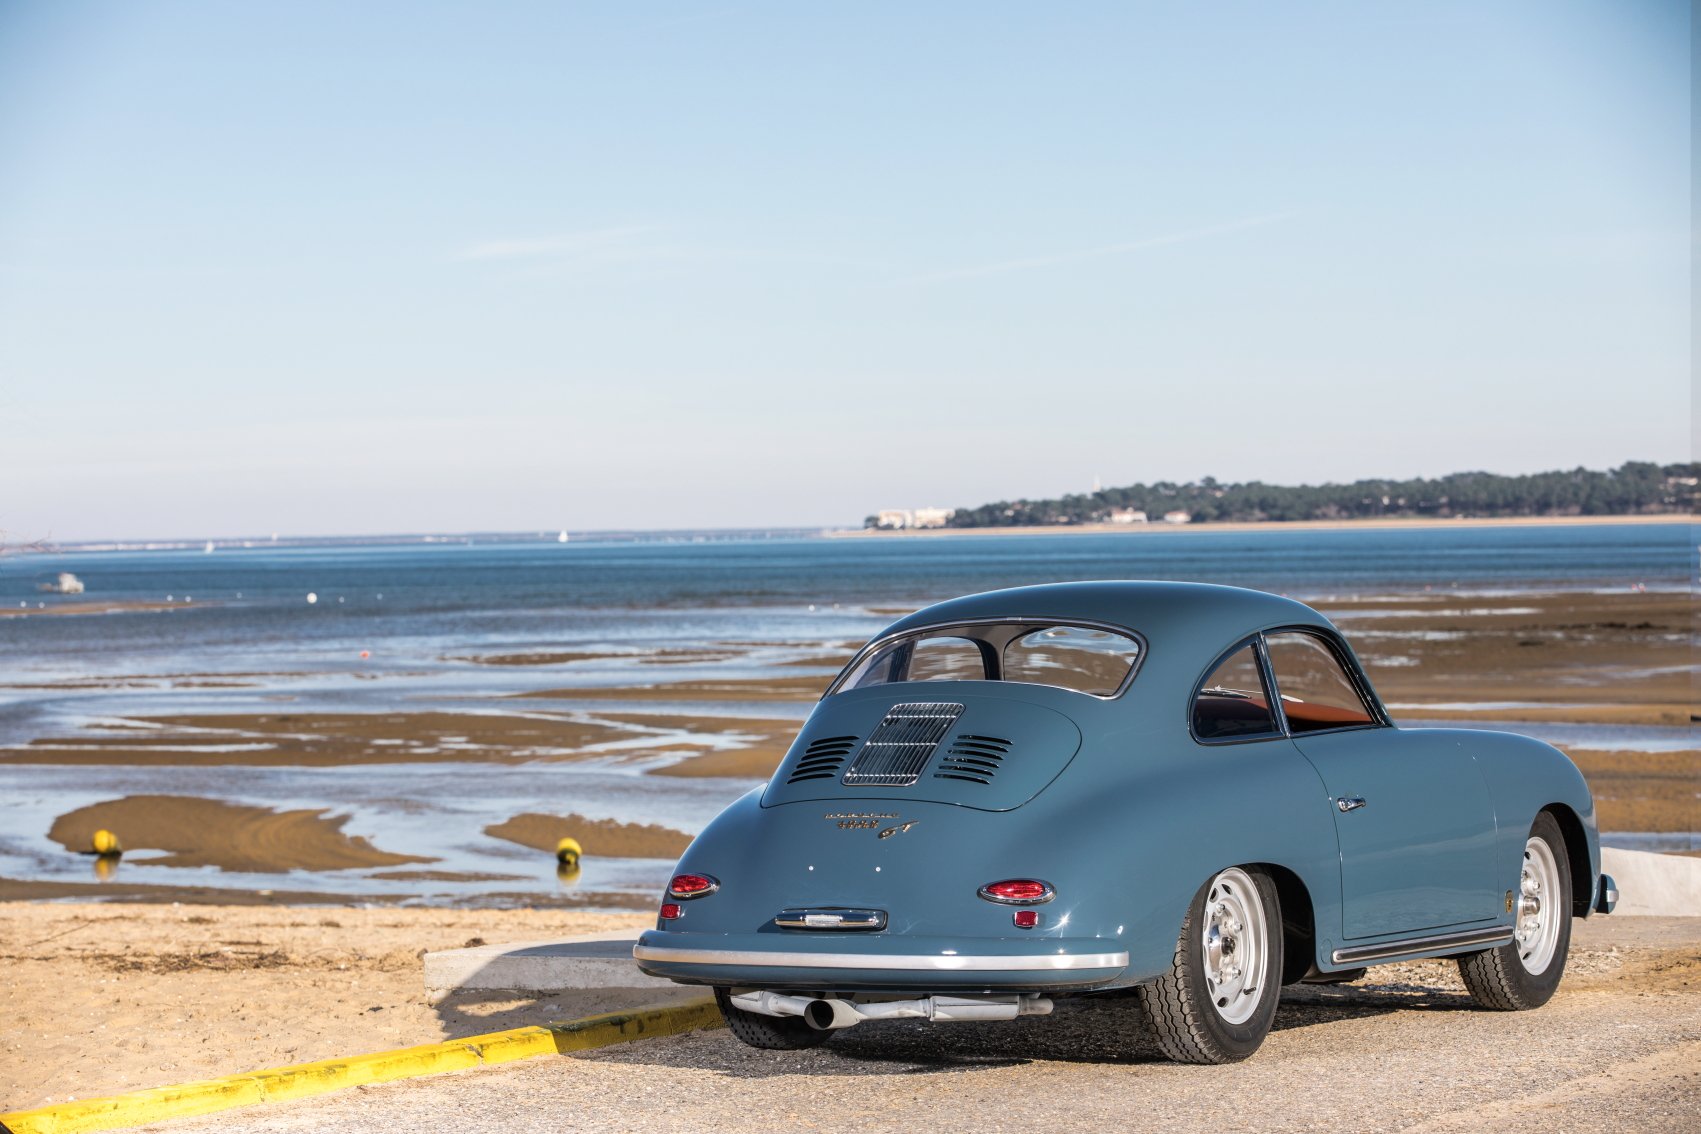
[141,917,1700,1134]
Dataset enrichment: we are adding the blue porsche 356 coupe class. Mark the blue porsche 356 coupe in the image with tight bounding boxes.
[634,582,1618,1063]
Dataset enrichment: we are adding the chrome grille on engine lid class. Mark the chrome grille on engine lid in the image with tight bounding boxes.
[841,702,964,787]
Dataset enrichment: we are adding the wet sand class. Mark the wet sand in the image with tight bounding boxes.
[0,599,196,618]
[515,673,830,702]
[0,902,663,1112]
[48,796,433,872]
[505,592,1694,722]
[595,713,798,779]
[484,814,692,859]
[1568,750,1701,833]
[1327,592,1692,725]
[0,711,643,767]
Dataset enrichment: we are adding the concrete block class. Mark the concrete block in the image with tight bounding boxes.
[424,930,676,995]
[1601,847,1701,917]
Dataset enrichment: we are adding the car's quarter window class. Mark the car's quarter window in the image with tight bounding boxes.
[1263,631,1377,734]
[1002,625,1141,697]
[834,620,1142,698]
[1192,642,1281,741]
[906,636,990,682]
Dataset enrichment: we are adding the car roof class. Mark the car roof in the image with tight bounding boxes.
[880,581,1333,654]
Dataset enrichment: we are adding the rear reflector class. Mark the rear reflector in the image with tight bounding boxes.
[667,873,720,899]
[1013,909,1040,929]
[659,903,683,921]
[978,879,1055,905]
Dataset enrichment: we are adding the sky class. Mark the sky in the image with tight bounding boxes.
[0,0,1691,541]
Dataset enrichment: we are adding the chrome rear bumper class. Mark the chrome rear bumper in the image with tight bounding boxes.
[632,930,1128,990]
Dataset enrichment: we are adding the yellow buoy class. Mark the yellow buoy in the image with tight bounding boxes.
[555,836,582,866]
[92,829,122,856]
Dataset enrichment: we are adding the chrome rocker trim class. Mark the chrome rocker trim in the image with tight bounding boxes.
[1331,926,1513,966]
[632,944,1129,972]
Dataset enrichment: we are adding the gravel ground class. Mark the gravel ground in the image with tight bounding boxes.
[139,918,1700,1134]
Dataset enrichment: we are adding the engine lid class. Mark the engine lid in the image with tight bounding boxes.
[761,685,1083,812]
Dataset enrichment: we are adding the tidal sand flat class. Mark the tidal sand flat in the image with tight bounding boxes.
[47,795,431,872]
[485,813,692,859]
[0,711,644,767]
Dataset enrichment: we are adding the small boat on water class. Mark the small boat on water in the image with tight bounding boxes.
[557,530,570,543]
[38,572,85,594]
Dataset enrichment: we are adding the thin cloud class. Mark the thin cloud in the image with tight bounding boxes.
[896,212,1298,285]
[453,226,657,263]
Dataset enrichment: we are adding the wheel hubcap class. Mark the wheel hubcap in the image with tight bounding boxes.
[1514,836,1562,975]
[1201,867,1267,1025]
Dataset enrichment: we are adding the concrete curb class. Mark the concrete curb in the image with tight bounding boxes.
[0,997,720,1134]
[1601,847,1701,917]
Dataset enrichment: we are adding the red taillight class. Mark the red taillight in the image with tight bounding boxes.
[659,903,683,921]
[1013,909,1040,929]
[667,873,719,899]
[978,879,1055,905]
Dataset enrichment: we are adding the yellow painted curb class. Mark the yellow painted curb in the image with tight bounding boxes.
[0,997,721,1134]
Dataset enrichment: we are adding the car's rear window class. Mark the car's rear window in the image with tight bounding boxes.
[834,621,1142,698]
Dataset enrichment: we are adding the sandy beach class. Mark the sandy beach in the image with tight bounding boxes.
[0,903,662,1112]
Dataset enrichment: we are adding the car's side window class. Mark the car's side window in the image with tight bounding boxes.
[1192,642,1281,742]
[1263,631,1378,734]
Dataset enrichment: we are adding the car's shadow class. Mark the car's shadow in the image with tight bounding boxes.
[577,977,1480,1077]
[429,986,701,1042]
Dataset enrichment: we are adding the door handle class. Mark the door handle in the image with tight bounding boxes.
[1336,796,1367,813]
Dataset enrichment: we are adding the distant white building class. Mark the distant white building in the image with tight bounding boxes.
[911,507,954,529]
[876,507,955,530]
[1108,509,1148,524]
[1162,510,1192,525]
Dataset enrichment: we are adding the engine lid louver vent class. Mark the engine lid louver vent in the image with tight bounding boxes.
[841,702,964,787]
[786,735,859,784]
[934,734,1012,785]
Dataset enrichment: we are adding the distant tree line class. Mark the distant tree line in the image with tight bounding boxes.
[941,461,1699,528]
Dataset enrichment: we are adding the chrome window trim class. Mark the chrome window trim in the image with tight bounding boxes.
[824,616,1149,701]
[633,944,1129,971]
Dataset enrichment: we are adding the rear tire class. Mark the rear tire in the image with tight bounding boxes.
[1458,811,1572,1010]
[715,988,831,1050]
[1136,866,1283,1064]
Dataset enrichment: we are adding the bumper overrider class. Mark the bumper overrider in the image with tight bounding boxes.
[632,929,1130,991]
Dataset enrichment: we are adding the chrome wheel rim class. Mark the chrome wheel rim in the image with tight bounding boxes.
[1515,836,1562,975]
[1202,867,1267,1025]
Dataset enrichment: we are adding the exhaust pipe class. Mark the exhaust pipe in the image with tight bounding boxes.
[803,998,862,1031]
[728,991,1053,1030]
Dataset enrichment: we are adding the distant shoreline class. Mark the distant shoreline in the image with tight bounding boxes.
[826,514,1697,539]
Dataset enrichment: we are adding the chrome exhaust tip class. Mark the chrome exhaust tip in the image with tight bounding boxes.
[802,998,861,1031]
